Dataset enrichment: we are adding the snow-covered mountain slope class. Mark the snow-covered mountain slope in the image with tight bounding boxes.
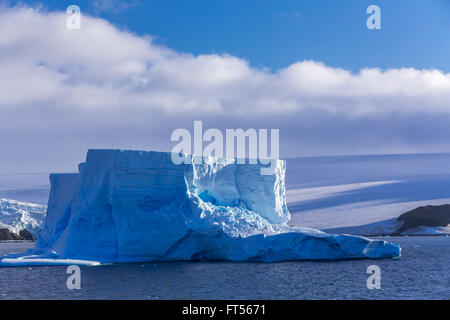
[0,198,47,237]
[0,150,400,266]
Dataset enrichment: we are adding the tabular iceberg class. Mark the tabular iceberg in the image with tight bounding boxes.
[0,150,400,266]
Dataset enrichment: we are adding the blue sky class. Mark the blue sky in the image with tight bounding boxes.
[10,0,450,71]
[0,1,450,172]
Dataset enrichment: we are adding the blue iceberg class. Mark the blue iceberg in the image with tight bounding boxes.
[0,150,400,266]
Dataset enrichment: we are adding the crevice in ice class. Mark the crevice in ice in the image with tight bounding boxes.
[198,190,218,205]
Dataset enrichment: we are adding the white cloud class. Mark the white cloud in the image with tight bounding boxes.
[0,6,450,172]
[1,6,449,116]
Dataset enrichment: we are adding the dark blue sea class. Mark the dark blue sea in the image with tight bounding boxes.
[0,236,448,300]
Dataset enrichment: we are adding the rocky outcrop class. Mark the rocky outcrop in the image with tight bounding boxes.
[18,229,34,240]
[0,228,34,240]
[0,228,21,240]
[395,204,450,234]
[0,198,47,237]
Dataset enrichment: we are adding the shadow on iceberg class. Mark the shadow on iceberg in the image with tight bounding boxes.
[0,150,400,266]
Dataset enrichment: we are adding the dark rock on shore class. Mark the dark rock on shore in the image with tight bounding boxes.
[0,228,34,241]
[396,204,450,234]
[0,228,22,240]
[18,229,34,240]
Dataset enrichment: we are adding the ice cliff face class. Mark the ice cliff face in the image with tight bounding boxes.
[0,150,400,266]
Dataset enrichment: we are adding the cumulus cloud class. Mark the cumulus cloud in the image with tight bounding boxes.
[0,6,449,172]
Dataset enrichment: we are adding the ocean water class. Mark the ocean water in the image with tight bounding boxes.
[0,236,448,300]
[1,154,449,299]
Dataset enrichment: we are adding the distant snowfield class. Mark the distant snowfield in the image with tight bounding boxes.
[287,180,399,206]
[286,153,450,233]
[288,190,450,230]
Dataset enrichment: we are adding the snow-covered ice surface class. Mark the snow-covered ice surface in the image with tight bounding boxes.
[0,188,49,205]
[322,214,450,237]
[289,197,450,231]
[286,153,450,235]
[0,150,400,266]
[399,226,450,236]
[0,198,46,237]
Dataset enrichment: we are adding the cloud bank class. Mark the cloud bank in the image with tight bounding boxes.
[1,6,450,172]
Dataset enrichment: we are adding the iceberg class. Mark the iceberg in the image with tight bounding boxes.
[0,150,400,266]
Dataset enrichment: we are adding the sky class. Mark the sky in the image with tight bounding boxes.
[0,0,450,173]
